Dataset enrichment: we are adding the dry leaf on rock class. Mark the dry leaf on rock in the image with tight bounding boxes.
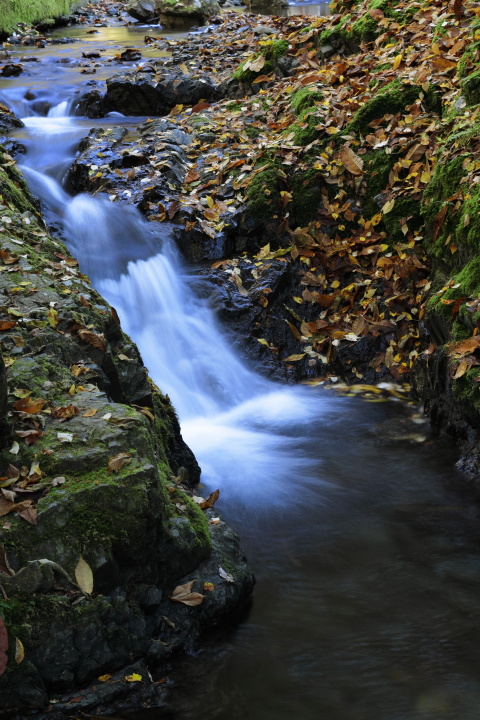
[77,328,107,352]
[15,637,24,664]
[75,556,94,594]
[219,567,235,583]
[170,580,204,606]
[107,452,133,473]
[200,489,220,509]
[13,397,46,414]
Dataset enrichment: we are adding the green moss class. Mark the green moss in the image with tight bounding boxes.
[452,367,480,415]
[347,80,441,138]
[232,39,289,83]
[361,149,397,219]
[291,165,322,224]
[245,157,282,218]
[291,86,323,115]
[0,0,75,38]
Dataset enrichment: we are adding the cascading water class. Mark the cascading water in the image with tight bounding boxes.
[3,38,480,720]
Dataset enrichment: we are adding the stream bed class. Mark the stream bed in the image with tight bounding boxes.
[2,19,480,720]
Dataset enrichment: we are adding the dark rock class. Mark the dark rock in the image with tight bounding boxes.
[103,67,219,116]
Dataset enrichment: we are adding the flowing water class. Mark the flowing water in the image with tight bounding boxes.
[2,23,480,720]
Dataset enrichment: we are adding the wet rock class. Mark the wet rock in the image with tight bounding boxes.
[103,67,220,116]
[126,0,220,27]
[0,63,23,76]
[125,0,158,21]
[0,107,24,136]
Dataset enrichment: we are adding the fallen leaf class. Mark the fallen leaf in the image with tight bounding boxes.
[52,405,79,420]
[98,674,112,682]
[82,408,98,417]
[170,580,204,606]
[339,145,364,176]
[57,432,74,443]
[77,328,107,352]
[13,397,46,414]
[15,637,24,664]
[75,556,94,594]
[125,673,143,682]
[283,354,306,362]
[200,489,220,509]
[107,452,133,473]
[219,567,234,583]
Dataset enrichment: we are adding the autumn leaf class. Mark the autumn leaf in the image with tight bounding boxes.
[77,328,107,352]
[75,556,94,594]
[125,673,143,682]
[283,354,306,362]
[339,145,364,176]
[244,54,265,73]
[0,250,18,265]
[13,397,46,414]
[0,321,16,331]
[200,489,220,509]
[170,580,204,606]
[107,452,133,473]
[52,405,79,420]
[82,408,98,417]
[15,637,24,664]
[219,567,234,583]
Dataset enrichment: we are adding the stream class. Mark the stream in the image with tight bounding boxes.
[2,16,480,720]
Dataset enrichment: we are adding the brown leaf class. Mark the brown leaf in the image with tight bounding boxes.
[453,0,464,19]
[0,321,16,331]
[339,145,364,176]
[448,336,480,357]
[0,250,18,265]
[0,617,8,677]
[17,505,37,525]
[368,7,384,18]
[200,489,220,509]
[245,54,266,73]
[82,408,98,418]
[191,101,211,113]
[13,397,46,414]
[170,580,204,606]
[167,200,180,220]
[107,452,133,473]
[77,328,107,352]
[51,405,80,420]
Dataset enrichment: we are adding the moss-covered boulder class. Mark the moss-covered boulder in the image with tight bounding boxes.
[0,147,254,711]
[126,0,220,27]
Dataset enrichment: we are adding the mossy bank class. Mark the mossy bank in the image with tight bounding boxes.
[0,141,254,713]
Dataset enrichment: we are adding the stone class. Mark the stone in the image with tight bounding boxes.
[126,0,220,27]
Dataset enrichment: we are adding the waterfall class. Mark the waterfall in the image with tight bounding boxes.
[2,84,332,507]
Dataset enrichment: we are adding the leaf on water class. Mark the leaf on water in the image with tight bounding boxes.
[75,556,94,594]
[107,452,133,473]
[13,397,46,414]
[170,580,204,606]
[15,637,24,664]
[0,617,8,677]
[200,489,220,509]
[77,328,107,352]
[218,567,235,583]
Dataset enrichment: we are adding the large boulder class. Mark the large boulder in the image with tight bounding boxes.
[103,67,219,115]
[126,0,220,27]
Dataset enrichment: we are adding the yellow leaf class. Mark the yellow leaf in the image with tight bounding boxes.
[420,171,431,183]
[47,308,58,328]
[15,637,24,664]
[125,673,143,682]
[326,126,339,135]
[82,408,98,417]
[382,199,395,214]
[69,384,76,396]
[75,556,94,594]
[392,53,403,70]
[98,675,112,682]
[206,196,214,208]
[257,338,269,346]
[283,354,306,362]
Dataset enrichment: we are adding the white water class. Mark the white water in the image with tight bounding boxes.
[11,95,335,508]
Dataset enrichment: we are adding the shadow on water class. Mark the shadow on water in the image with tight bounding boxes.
[2,23,480,720]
